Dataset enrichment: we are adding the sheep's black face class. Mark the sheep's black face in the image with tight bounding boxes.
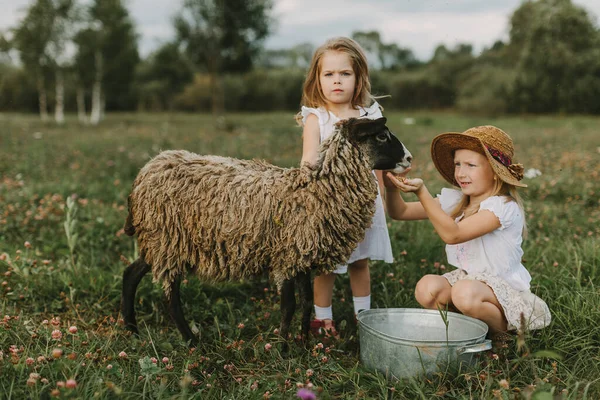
[341,117,412,173]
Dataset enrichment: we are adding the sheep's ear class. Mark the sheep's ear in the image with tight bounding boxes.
[341,117,388,140]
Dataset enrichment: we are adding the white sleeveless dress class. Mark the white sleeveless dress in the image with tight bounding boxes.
[300,102,394,273]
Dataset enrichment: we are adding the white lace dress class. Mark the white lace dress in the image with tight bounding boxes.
[300,102,394,274]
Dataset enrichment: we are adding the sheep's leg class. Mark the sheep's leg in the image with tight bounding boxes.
[279,276,296,353]
[296,270,313,344]
[167,277,198,346]
[121,258,151,335]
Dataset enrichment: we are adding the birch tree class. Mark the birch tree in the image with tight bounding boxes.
[12,0,55,121]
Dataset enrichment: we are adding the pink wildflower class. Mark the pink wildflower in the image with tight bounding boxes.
[51,330,62,340]
[66,379,77,389]
[68,326,78,334]
[119,351,127,359]
[264,343,272,351]
[162,357,169,364]
[297,388,317,400]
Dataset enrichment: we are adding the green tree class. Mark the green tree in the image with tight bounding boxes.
[508,0,600,113]
[12,0,55,121]
[352,30,418,70]
[0,32,11,61]
[46,0,79,124]
[174,0,273,116]
[89,0,139,113]
[258,42,314,69]
[136,42,195,111]
[72,26,99,123]
[73,0,139,124]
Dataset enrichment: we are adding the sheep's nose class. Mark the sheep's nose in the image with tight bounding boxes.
[406,155,413,164]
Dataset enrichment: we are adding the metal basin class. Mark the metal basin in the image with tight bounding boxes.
[358,308,491,379]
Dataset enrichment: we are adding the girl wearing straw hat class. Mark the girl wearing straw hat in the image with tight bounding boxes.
[384,125,551,338]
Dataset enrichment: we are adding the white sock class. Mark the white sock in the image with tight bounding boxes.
[353,295,371,315]
[314,305,333,320]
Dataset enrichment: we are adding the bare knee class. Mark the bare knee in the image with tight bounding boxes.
[415,275,450,308]
[451,280,481,314]
[348,259,368,274]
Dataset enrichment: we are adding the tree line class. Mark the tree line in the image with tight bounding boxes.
[1,0,599,123]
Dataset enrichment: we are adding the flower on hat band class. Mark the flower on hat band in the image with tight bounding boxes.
[508,164,524,180]
[484,145,511,167]
[484,144,524,181]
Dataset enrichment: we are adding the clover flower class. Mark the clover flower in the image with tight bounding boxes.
[297,388,317,400]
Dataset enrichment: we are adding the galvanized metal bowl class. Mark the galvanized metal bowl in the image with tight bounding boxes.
[357,308,492,379]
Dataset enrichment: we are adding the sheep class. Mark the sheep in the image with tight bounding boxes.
[121,117,412,346]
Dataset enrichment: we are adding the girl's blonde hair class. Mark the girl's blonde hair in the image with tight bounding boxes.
[295,37,375,124]
[450,161,528,238]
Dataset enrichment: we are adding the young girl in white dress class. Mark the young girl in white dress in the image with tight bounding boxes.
[297,37,395,336]
[385,125,551,338]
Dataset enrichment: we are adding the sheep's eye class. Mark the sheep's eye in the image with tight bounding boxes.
[376,132,388,142]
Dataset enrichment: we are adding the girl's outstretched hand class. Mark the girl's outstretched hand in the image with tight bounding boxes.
[385,172,424,193]
[383,167,411,188]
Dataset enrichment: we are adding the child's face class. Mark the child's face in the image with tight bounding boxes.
[453,149,496,200]
[319,50,356,106]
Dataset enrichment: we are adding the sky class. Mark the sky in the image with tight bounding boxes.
[1,0,600,61]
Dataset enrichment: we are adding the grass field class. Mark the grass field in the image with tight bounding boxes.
[0,111,599,399]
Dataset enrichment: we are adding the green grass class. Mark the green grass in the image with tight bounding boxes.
[0,111,599,399]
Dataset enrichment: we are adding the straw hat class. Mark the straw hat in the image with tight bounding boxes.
[431,125,527,188]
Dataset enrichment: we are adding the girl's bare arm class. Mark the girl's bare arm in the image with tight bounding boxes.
[384,172,429,220]
[301,114,320,166]
[395,178,501,244]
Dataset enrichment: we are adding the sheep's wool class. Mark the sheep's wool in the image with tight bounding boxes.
[126,126,378,298]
